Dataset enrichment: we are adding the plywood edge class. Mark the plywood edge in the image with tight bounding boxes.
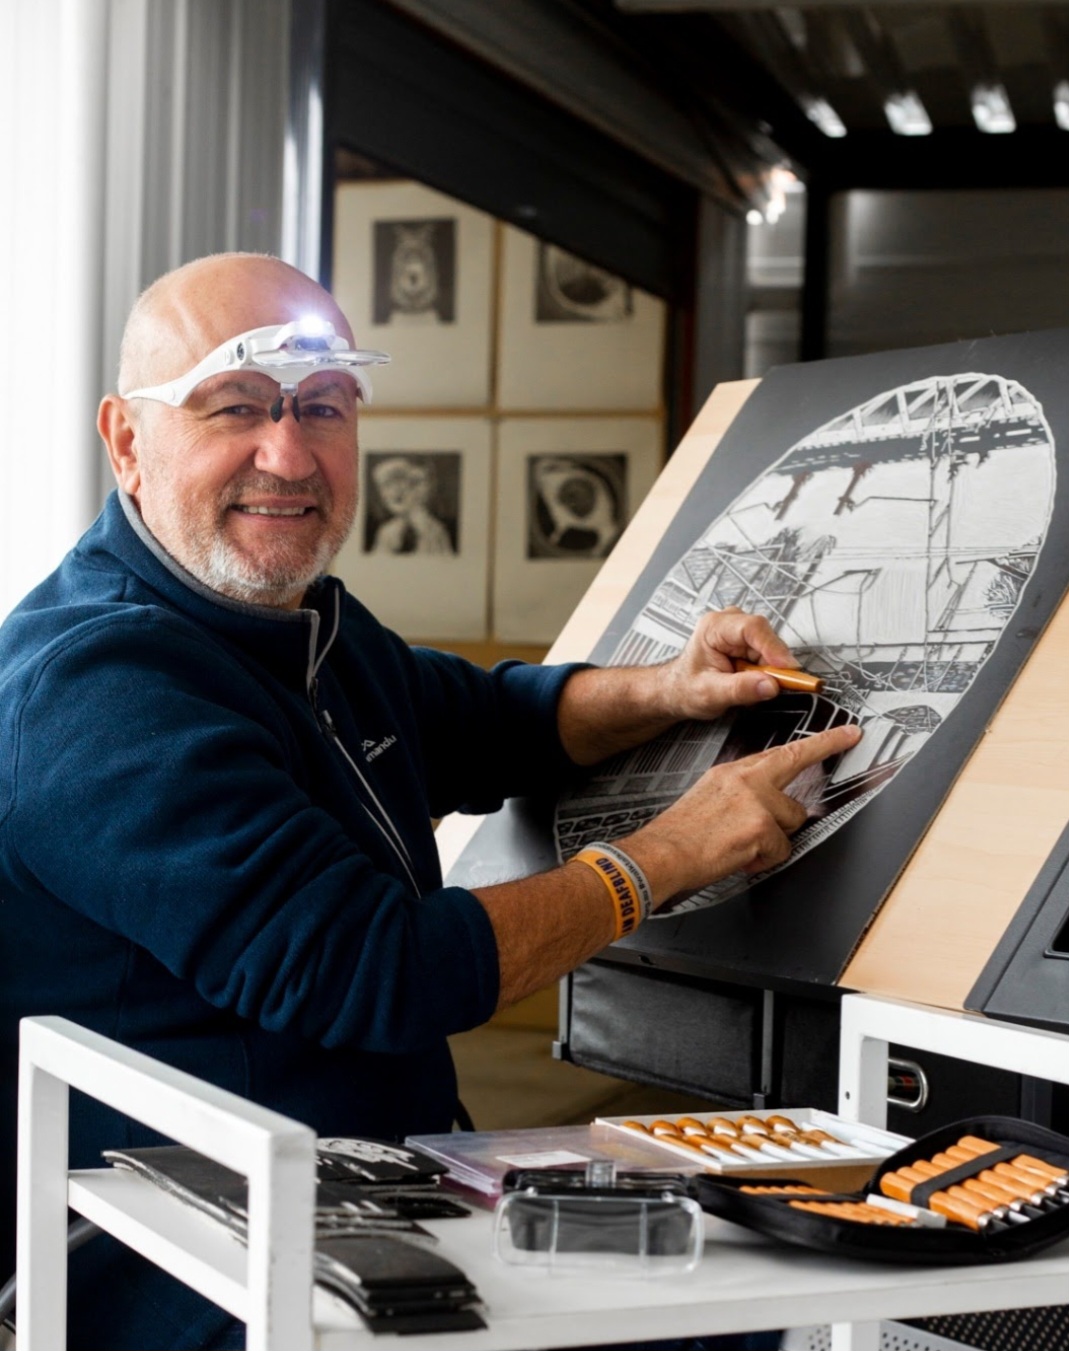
[435,379,760,877]
[840,587,1069,1011]
[546,379,760,664]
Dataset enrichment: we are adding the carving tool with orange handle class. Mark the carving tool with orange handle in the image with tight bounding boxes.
[703,1117,783,1161]
[879,1168,1004,1231]
[906,1160,1030,1223]
[932,1149,1052,1213]
[951,1138,1069,1198]
[740,1184,832,1196]
[790,1199,916,1227]
[954,1137,1068,1184]
[734,661,824,694]
[942,1145,1055,1201]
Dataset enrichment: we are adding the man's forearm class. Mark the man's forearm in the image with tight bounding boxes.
[555,663,679,767]
[475,719,862,1010]
[473,864,619,1010]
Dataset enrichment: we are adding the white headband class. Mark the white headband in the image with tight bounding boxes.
[123,317,390,407]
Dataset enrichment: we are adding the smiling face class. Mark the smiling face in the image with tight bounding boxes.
[372,458,432,516]
[100,255,362,609]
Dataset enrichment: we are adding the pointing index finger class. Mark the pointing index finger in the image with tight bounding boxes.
[761,723,862,790]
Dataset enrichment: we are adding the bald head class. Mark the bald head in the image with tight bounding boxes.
[118,253,355,396]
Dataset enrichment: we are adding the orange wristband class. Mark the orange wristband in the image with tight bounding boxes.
[572,845,648,940]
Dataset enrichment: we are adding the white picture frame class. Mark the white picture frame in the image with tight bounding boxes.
[496,227,667,412]
[332,416,493,641]
[492,416,663,644]
[332,181,495,408]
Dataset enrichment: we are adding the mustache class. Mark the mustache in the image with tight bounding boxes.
[223,473,333,508]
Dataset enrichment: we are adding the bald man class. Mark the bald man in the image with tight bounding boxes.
[0,253,859,1349]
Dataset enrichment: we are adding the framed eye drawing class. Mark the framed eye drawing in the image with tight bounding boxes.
[493,417,663,644]
[496,226,666,413]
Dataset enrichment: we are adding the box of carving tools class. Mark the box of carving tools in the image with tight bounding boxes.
[692,1115,1069,1263]
[598,1107,909,1192]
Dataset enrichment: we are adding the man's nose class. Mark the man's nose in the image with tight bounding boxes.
[253,400,317,480]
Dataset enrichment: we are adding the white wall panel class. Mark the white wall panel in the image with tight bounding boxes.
[0,0,108,619]
[1,0,319,619]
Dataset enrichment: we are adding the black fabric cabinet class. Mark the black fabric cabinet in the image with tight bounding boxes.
[558,958,1069,1136]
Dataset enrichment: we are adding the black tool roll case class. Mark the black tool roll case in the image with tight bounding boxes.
[693,1116,1069,1264]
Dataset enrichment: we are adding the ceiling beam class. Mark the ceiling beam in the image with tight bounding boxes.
[379,0,734,199]
[813,126,1069,191]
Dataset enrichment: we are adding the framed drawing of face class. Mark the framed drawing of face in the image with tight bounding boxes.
[332,180,495,408]
[332,416,493,641]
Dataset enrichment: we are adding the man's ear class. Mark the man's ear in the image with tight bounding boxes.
[98,395,142,499]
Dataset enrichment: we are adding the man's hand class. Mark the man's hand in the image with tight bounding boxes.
[476,720,862,1009]
[619,721,863,903]
[659,606,801,722]
[557,606,809,766]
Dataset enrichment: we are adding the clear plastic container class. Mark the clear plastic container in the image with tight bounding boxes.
[492,1162,704,1275]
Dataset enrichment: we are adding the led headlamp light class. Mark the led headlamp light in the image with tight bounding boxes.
[123,318,390,421]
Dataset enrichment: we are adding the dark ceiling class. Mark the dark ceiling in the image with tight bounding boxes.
[606,2,1069,199]
[375,1,1069,216]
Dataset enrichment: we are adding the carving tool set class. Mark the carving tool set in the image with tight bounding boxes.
[692,1116,1069,1264]
[602,1108,905,1176]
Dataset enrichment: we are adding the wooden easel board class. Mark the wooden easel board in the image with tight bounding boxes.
[843,588,1069,1010]
[438,332,1069,1006]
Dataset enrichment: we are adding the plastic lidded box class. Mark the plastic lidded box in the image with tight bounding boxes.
[492,1161,704,1274]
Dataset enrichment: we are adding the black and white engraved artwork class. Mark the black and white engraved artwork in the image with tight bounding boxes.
[535,244,633,324]
[372,218,457,325]
[527,454,627,560]
[554,371,1057,915]
[363,451,461,555]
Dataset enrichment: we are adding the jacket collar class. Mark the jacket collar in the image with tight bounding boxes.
[93,490,342,696]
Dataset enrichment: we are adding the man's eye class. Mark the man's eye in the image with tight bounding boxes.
[303,403,343,420]
[213,403,259,417]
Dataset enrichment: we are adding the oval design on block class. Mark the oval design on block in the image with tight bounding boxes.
[554,372,1057,915]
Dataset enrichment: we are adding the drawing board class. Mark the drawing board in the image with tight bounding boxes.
[440,329,1069,997]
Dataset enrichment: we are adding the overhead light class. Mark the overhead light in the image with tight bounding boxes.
[770,165,802,194]
[884,91,932,137]
[801,97,847,139]
[971,83,1016,134]
[1055,80,1069,131]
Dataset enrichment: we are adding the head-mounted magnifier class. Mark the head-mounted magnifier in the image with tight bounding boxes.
[122,318,390,422]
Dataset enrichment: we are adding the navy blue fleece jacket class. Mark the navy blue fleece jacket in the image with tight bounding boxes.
[0,490,578,1345]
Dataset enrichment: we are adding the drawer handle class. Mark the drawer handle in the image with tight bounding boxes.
[887,1057,929,1112]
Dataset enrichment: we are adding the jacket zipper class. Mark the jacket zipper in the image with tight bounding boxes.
[312,688,421,898]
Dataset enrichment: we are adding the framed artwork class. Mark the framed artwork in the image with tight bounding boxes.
[492,416,664,644]
[446,327,1069,992]
[332,416,493,641]
[332,181,495,408]
[496,227,667,412]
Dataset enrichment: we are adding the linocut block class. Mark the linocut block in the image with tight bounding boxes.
[448,329,1069,991]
